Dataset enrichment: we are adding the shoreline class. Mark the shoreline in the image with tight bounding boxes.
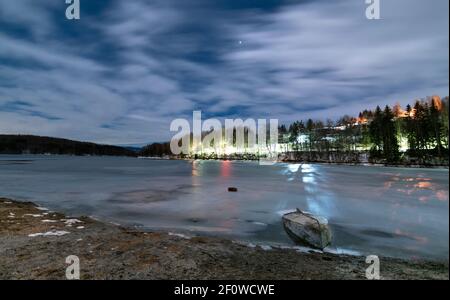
[142,156,450,169]
[1,198,448,280]
[2,153,447,170]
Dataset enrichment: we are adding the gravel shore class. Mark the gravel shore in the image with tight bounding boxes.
[0,198,448,280]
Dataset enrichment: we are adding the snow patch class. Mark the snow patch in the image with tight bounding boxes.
[61,219,82,227]
[41,219,58,223]
[260,245,272,251]
[28,230,70,237]
[325,248,361,256]
[168,232,191,239]
[24,214,43,218]
[295,246,323,254]
[270,244,323,254]
[233,241,257,248]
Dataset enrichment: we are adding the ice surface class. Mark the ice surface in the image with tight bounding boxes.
[0,156,448,260]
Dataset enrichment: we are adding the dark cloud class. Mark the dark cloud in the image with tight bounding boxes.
[0,0,448,144]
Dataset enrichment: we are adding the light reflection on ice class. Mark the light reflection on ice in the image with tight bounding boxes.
[302,176,315,184]
[301,164,316,173]
[287,164,301,173]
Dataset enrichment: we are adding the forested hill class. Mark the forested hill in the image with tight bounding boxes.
[0,135,137,156]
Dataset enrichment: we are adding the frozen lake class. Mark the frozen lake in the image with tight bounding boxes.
[0,155,448,261]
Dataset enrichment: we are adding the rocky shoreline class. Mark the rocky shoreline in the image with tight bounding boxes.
[0,198,448,280]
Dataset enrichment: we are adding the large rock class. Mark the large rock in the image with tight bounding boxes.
[282,209,332,250]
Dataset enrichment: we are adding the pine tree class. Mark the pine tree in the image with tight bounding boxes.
[404,104,417,155]
[430,98,443,157]
[369,106,383,154]
[382,105,400,162]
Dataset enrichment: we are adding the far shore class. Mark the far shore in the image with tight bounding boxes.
[0,198,448,280]
[1,153,448,169]
[136,155,450,169]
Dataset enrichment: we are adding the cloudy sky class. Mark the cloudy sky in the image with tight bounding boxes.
[0,0,448,145]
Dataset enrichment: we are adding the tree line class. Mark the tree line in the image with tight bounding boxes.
[139,96,448,165]
[0,135,137,157]
[280,96,448,164]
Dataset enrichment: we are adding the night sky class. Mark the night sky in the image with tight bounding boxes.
[0,0,448,145]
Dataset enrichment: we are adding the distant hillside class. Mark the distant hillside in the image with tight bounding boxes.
[0,135,137,157]
[139,142,171,157]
